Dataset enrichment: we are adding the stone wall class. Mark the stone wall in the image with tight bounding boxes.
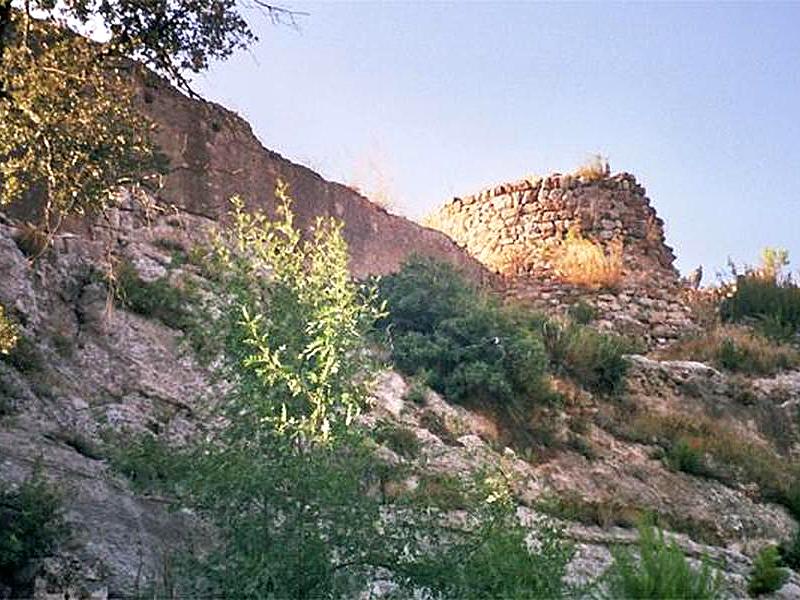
[426,172,698,346]
[426,172,677,287]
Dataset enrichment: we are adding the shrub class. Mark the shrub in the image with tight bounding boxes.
[113,261,195,331]
[404,376,428,405]
[721,272,800,342]
[373,422,422,459]
[398,478,573,599]
[0,469,68,586]
[661,325,800,376]
[567,300,598,325]
[539,319,632,394]
[106,433,185,493]
[747,546,788,597]
[174,191,574,599]
[551,226,623,290]
[665,439,709,477]
[379,257,551,418]
[0,334,43,374]
[0,305,18,355]
[602,524,723,599]
[779,530,800,570]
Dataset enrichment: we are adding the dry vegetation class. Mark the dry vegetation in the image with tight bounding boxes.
[573,154,610,181]
[659,324,800,376]
[551,226,624,290]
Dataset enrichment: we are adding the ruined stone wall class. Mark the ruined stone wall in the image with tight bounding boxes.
[426,172,698,346]
[426,172,677,286]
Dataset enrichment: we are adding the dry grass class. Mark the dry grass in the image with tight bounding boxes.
[617,410,795,502]
[13,222,50,258]
[551,226,623,290]
[659,324,800,376]
[574,154,609,181]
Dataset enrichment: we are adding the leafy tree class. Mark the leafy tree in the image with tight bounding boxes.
[0,0,299,232]
[171,187,573,598]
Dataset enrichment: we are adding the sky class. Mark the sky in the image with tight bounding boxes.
[194,1,800,281]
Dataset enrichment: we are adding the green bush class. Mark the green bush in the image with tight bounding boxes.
[602,524,723,599]
[747,546,789,597]
[0,470,68,586]
[170,194,574,599]
[373,422,422,459]
[539,319,632,394]
[722,274,800,342]
[779,530,800,570]
[567,300,598,325]
[378,257,551,416]
[113,261,195,331]
[398,478,573,599]
[106,433,185,493]
[665,439,709,477]
[0,334,43,374]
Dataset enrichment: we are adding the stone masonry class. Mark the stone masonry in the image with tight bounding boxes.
[426,172,698,346]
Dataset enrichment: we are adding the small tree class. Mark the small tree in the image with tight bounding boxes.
[0,0,301,231]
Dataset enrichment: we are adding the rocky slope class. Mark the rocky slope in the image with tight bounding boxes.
[1,190,800,598]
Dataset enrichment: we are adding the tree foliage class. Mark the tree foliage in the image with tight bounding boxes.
[170,188,573,598]
[0,0,296,228]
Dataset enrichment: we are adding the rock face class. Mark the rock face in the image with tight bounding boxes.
[426,172,698,346]
[2,192,800,598]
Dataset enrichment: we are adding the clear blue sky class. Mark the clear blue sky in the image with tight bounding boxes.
[195,1,799,280]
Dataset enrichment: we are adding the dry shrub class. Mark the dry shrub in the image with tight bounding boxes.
[551,226,623,290]
[619,410,796,506]
[574,154,609,181]
[497,246,531,278]
[659,324,800,376]
[13,223,50,258]
[348,146,396,210]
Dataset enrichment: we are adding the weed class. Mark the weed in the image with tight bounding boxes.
[540,319,632,395]
[0,335,43,374]
[404,376,428,405]
[721,270,800,342]
[113,260,196,331]
[567,299,598,325]
[105,432,184,493]
[779,530,800,570]
[664,439,709,477]
[13,223,49,258]
[574,154,609,181]
[602,524,723,599]
[660,325,799,375]
[747,546,788,597]
[373,422,422,459]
